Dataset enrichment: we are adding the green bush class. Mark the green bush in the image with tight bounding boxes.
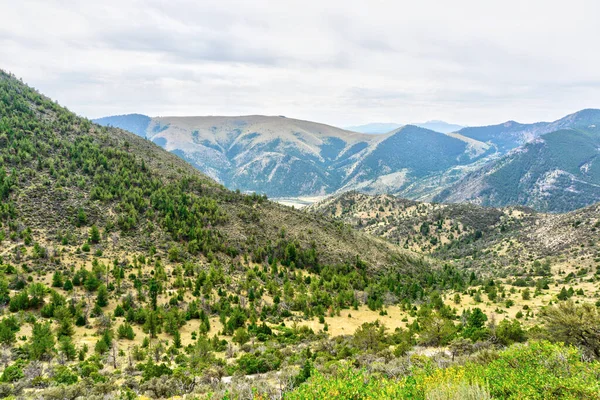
[285,341,600,400]
[52,366,78,385]
[1,363,23,383]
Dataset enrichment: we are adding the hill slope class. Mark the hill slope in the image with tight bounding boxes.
[435,125,600,212]
[309,191,600,270]
[0,70,419,271]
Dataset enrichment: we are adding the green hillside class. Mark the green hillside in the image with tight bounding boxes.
[435,126,600,212]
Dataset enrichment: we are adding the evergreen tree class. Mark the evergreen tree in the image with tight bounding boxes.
[29,322,55,360]
[96,284,109,307]
[89,224,101,244]
[59,336,77,361]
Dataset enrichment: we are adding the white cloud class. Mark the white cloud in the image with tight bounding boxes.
[1,0,599,126]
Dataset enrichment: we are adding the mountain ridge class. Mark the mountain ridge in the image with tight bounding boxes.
[346,120,464,134]
[94,109,600,212]
[435,124,600,212]
[94,114,490,199]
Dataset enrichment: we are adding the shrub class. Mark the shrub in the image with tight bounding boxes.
[1,363,23,382]
[52,366,78,385]
[426,381,491,400]
[117,323,135,340]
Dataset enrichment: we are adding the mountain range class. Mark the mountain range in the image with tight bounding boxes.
[435,110,600,212]
[93,114,492,199]
[94,110,600,213]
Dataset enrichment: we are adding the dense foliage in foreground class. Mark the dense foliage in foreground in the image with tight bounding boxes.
[285,341,600,400]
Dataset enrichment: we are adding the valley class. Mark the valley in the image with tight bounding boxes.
[4,0,600,398]
[1,71,600,400]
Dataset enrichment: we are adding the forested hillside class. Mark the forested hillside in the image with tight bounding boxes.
[436,125,600,212]
[310,191,600,271]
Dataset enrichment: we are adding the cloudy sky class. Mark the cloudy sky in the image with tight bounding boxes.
[1,0,599,127]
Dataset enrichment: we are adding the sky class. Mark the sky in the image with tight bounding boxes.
[1,0,599,127]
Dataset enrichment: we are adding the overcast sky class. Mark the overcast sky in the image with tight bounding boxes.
[1,0,599,127]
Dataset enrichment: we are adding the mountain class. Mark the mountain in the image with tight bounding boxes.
[457,109,600,154]
[135,115,373,197]
[435,116,600,212]
[412,120,464,134]
[93,113,151,137]
[94,110,600,212]
[346,120,463,134]
[344,122,403,134]
[338,125,492,197]
[93,114,490,199]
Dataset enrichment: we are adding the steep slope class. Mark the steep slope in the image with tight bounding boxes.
[338,125,493,197]
[0,70,415,271]
[435,125,600,212]
[143,115,373,197]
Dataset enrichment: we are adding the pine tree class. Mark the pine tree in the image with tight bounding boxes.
[89,224,101,244]
[96,284,109,307]
[558,287,569,301]
[149,278,159,311]
[59,336,77,361]
[29,322,55,360]
[51,271,64,288]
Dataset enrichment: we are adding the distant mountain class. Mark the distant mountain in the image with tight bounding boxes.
[338,125,492,197]
[435,110,600,212]
[346,121,464,134]
[94,110,600,211]
[412,120,464,134]
[345,122,403,134]
[92,114,490,198]
[93,113,151,137]
[456,109,600,154]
